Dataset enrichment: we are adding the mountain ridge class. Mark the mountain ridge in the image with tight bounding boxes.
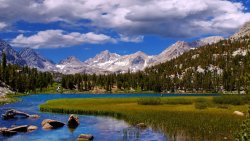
[0,36,225,74]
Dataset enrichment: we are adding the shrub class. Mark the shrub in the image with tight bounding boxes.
[137,97,161,105]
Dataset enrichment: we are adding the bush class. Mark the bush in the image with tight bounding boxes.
[137,97,161,105]
[163,98,193,105]
[213,95,250,105]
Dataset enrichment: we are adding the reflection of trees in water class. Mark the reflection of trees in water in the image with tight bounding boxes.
[122,127,142,140]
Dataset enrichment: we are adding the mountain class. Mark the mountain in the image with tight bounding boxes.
[56,56,109,74]
[84,50,151,73]
[0,35,224,74]
[231,21,250,39]
[0,39,26,66]
[153,41,193,64]
[85,50,120,68]
[191,36,224,47]
[152,36,224,65]
[19,48,56,71]
[60,31,250,94]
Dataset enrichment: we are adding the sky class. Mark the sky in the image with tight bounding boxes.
[0,0,250,63]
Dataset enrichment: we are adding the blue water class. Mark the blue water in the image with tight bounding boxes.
[0,93,218,141]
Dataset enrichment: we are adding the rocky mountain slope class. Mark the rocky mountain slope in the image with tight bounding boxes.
[19,48,56,71]
[231,21,250,39]
[56,56,109,74]
[0,39,26,66]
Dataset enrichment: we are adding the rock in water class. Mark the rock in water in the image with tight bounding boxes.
[68,114,80,128]
[77,134,94,140]
[2,109,30,119]
[41,119,65,130]
[27,125,38,132]
[7,125,29,132]
[29,114,40,119]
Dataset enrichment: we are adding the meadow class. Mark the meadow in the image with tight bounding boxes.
[40,96,248,141]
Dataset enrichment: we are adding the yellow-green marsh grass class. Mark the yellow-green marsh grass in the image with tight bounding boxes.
[40,97,247,141]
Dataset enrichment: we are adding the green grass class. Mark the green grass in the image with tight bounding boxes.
[213,95,250,105]
[0,92,25,105]
[40,96,247,141]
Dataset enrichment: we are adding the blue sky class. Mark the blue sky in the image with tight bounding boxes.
[0,0,250,63]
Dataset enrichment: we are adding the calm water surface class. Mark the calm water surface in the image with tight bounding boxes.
[0,93,218,141]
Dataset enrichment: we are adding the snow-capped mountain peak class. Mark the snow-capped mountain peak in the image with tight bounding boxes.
[59,56,82,65]
[85,50,120,65]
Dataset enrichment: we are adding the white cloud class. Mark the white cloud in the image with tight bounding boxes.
[0,0,250,37]
[119,34,144,43]
[0,22,7,29]
[11,30,116,48]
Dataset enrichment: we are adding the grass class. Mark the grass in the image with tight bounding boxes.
[40,96,248,141]
[213,95,250,105]
[0,93,23,105]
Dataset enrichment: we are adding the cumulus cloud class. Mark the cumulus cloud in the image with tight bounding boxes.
[11,30,116,48]
[0,0,250,37]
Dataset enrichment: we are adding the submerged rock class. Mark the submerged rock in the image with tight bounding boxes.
[29,114,40,119]
[41,119,65,130]
[67,114,80,128]
[77,134,94,140]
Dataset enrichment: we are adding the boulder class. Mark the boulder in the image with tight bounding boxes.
[233,111,244,116]
[41,119,65,130]
[2,109,30,119]
[136,123,147,128]
[77,134,94,140]
[0,125,37,136]
[68,114,80,128]
[7,125,29,132]
[27,125,38,132]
